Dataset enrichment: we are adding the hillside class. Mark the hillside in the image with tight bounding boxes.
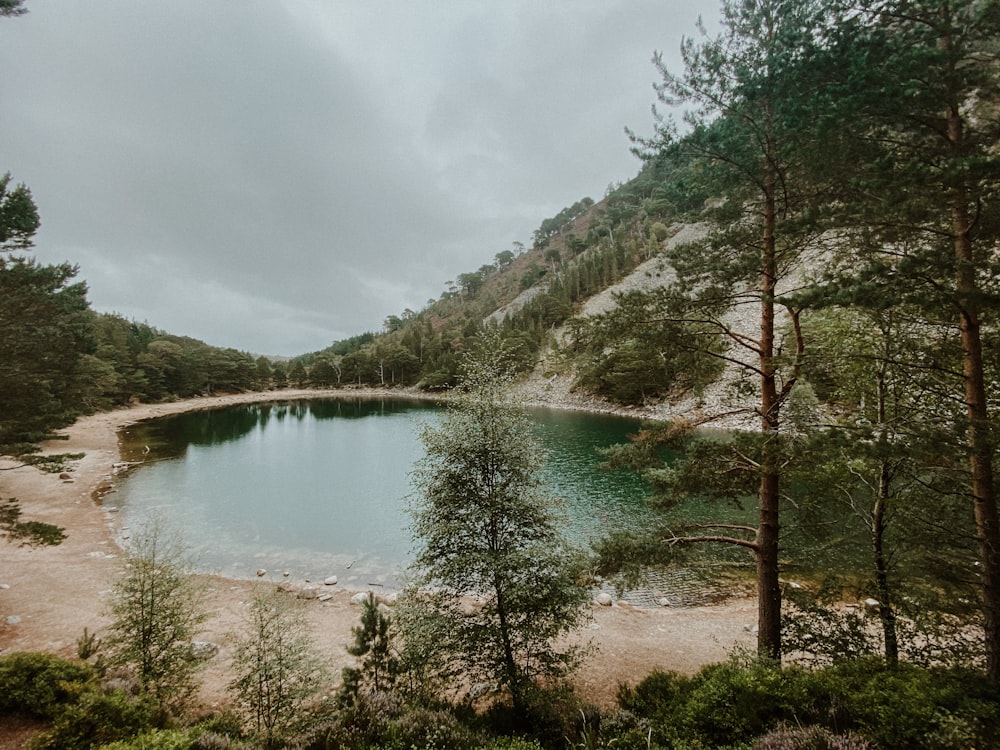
[296,166,733,414]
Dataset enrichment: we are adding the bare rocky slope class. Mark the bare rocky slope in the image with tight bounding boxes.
[512,220,769,431]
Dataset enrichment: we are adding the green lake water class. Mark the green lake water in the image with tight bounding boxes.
[110,397,655,589]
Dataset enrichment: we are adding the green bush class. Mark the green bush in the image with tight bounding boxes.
[27,688,156,750]
[811,660,1000,750]
[0,651,95,718]
[678,660,812,747]
[478,739,545,750]
[614,659,1000,750]
[616,670,693,721]
[98,729,198,750]
[386,706,483,749]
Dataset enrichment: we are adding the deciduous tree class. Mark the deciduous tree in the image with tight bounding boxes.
[406,331,590,717]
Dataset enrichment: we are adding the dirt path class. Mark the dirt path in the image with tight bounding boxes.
[0,390,756,714]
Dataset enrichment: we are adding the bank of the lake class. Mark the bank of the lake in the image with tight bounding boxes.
[0,387,756,709]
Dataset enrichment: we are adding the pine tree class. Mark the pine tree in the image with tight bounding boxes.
[623,0,833,660]
[814,0,1000,677]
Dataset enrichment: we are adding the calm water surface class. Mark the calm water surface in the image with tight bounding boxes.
[112,398,652,587]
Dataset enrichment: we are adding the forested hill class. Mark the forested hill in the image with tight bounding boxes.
[288,181,710,402]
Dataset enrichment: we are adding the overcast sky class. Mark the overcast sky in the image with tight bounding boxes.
[1,1,716,356]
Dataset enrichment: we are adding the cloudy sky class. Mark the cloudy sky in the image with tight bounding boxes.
[1,1,716,356]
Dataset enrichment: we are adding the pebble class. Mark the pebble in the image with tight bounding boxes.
[324,575,338,585]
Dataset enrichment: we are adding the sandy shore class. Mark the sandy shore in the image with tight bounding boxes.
[0,390,756,709]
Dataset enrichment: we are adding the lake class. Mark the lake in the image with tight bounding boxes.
[110,397,655,589]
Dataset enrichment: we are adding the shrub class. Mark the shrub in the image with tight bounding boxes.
[480,739,545,750]
[27,688,156,750]
[812,660,1000,750]
[678,660,802,746]
[99,729,199,750]
[387,706,482,749]
[616,670,693,721]
[754,724,872,750]
[0,652,94,719]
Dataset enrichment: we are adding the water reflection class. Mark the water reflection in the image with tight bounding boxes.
[113,397,652,589]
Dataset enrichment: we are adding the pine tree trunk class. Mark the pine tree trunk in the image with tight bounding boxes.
[942,31,1000,678]
[954,186,1000,679]
[757,159,782,661]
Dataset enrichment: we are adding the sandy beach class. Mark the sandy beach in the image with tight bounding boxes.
[0,390,756,710]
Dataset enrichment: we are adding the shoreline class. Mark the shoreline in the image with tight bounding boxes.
[0,387,756,708]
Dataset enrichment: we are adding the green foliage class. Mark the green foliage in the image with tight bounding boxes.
[0,497,66,546]
[106,519,208,713]
[0,652,94,719]
[76,627,104,662]
[812,660,1000,750]
[98,729,201,750]
[303,689,485,750]
[479,739,545,750]
[16,452,86,473]
[342,593,398,699]
[0,255,92,450]
[613,659,1000,750]
[27,688,157,750]
[407,330,591,717]
[532,197,594,248]
[0,172,39,251]
[227,588,329,746]
[0,2,29,20]
[570,289,725,405]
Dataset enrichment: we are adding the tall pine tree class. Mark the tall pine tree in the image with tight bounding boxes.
[625,0,833,659]
[814,0,1000,677]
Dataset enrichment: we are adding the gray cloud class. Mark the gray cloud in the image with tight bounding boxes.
[1,0,714,356]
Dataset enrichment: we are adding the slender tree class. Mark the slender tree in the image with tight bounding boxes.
[105,519,207,713]
[341,592,398,699]
[228,588,328,748]
[406,329,590,717]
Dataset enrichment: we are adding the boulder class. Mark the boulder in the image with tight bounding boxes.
[298,585,319,600]
[324,575,338,586]
[595,592,613,607]
[190,641,219,660]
